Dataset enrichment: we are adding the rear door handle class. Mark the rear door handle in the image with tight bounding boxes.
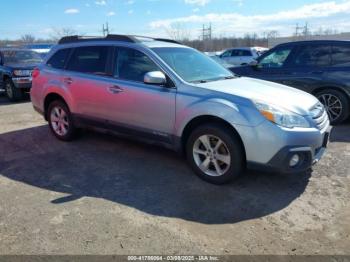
[108,85,124,94]
[64,77,73,85]
[311,71,324,74]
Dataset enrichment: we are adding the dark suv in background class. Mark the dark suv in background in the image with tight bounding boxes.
[230,40,350,124]
[0,48,43,101]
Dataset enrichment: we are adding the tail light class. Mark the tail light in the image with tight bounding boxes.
[32,68,40,78]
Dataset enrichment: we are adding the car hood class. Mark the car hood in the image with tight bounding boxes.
[195,77,319,116]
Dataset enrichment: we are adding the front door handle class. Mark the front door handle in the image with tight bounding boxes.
[108,85,124,94]
[64,77,73,85]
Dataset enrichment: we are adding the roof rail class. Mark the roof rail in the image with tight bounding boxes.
[58,34,181,45]
[58,35,138,44]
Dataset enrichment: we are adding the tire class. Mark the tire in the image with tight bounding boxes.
[47,100,78,141]
[316,89,350,125]
[186,123,245,185]
[5,79,24,102]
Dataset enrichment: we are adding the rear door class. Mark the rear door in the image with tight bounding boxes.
[327,43,350,89]
[280,44,332,92]
[62,45,115,119]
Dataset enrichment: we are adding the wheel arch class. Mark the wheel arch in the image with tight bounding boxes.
[180,115,246,162]
[312,86,350,100]
[43,93,69,120]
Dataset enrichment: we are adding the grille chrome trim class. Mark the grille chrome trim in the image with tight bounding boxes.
[310,103,329,131]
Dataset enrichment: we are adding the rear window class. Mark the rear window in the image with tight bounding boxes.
[66,46,109,75]
[47,48,71,69]
[331,45,350,67]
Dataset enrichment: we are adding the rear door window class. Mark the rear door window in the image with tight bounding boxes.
[238,50,252,56]
[331,44,350,67]
[66,46,110,75]
[292,45,331,67]
[47,48,71,69]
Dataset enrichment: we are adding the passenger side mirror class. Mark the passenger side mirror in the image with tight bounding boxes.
[144,71,167,85]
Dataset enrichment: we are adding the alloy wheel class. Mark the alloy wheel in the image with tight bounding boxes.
[50,106,69,136]
[192,134,231,177]
[317,93,343,122]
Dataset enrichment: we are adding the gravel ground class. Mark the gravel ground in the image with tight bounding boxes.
[0,96,349,255]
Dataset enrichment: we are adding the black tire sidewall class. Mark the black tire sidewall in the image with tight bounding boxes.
[316,89,350,124]
[186,124,244,185]
[5,79,23,102]
[48,100,76,141]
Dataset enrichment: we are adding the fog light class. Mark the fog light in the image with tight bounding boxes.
[289,154,300,167]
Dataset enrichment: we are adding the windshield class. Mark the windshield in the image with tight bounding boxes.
[152,47,234,83]
[3,50,43,64]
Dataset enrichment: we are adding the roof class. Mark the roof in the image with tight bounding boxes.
[276,39,350,46]
[57,35,185,49]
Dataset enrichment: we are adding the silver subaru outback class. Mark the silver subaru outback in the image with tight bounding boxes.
[30,35,331,184]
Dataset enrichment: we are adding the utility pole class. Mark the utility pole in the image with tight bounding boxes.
[295,22,309,37]
[201,23,212,41]
[102,22,110,36]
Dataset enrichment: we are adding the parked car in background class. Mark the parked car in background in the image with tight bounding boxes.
[208,55,233,68]
[31,35,330,185]
[24,43,54,58]
[219,47,268,66]
[230,40,350,124]
[0,48,43,101]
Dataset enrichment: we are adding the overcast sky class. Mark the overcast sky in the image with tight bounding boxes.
[1,0,350,39]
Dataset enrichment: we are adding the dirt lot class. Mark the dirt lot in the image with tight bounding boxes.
[0,96,349,255]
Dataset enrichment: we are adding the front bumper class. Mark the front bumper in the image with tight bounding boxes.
[12,77,32,89]
[236,119,331,174]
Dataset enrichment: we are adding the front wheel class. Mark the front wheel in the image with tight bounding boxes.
[48,100,78,141]
[186,124,245,185]
[5,79,24,102]
[316,89,350,124]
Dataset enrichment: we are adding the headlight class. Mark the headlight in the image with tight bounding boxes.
[13,70,32,77]
[254,101,310,128]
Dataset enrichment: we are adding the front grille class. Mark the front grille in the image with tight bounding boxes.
[310,103,329,131]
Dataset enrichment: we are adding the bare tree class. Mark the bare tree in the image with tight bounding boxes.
[50,27,77,42]
[21,34,36,44]
[165,23,191,41]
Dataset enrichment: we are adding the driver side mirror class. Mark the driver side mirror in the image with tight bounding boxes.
[144,71,167,85]
[249,60,258,67]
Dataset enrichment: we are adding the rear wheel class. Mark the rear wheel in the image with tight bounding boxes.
[186,124,244,184]
[5,79,23,102]
[48,100,78,141]
[316,89,349,124]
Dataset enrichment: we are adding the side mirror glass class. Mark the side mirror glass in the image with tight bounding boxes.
[144,71,167,85]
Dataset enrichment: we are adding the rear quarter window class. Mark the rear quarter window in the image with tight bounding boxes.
[47,48,71,69]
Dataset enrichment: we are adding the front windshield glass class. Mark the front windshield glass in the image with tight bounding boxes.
[152,47,234,83]
[3,50,43,64]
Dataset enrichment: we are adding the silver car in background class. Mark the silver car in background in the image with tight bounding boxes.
[31,35,330,184]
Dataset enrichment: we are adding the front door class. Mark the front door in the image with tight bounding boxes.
[103,46,176,138]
